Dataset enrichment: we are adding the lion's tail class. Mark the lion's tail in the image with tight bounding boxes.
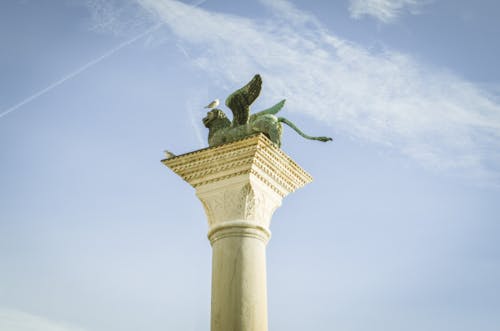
[278,117,333,142]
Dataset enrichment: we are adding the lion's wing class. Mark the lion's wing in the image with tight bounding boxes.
[225,74,262,126]
[249,99,286,121]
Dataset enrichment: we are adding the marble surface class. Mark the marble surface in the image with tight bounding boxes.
[163,134,311,331]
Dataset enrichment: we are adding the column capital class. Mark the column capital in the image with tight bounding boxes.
[162,134,313,242]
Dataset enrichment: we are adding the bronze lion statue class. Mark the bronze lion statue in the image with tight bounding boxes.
[202,74,332,148]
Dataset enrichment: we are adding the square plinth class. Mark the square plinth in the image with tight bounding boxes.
[162,134,312,197]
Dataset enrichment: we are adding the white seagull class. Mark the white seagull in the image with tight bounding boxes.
[204,99,219,109]
[163,150,176,159]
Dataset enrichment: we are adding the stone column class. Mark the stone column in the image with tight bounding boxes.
[162,134,312,331]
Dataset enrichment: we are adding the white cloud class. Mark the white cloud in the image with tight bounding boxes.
[0,309,89,331]
[83,0,159,36]
[87,0,500,184]
[348,0,429,23]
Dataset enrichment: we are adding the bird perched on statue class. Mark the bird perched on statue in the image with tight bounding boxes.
[163,150,176,159]
[204,99,219,109]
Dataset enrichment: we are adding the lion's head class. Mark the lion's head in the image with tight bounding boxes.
[202,109,230,128]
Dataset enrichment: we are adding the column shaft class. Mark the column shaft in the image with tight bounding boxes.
[210,229,268,331]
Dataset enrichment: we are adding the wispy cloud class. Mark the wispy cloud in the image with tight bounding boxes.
[89,0,500,183]
[0,309,88,331]
[186,97,208,148]
[348,0,430,23]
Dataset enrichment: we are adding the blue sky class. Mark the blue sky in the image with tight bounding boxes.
[1,0,499,330]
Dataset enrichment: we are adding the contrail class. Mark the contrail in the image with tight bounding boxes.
[0,0,208,120]
[0,23,163,120]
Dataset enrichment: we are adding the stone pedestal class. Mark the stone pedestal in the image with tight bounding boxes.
[162,134,312,331]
